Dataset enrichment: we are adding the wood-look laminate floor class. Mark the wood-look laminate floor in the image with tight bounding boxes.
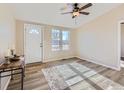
[7,58,124,90]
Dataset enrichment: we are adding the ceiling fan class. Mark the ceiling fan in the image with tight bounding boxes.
[61,3,93,18]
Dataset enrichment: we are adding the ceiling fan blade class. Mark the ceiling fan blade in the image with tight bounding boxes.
[61,12,73,15]
[79,3,92,11]
[79,12,90,15]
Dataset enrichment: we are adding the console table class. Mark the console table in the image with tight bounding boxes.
[0,56,25,90]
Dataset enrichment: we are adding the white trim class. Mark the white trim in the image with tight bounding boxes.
[76,56,120,71]
[117,20,124,70]
[24,23,44,64]
[42,27,45,63]
[24,23,26,60]
[43,56,75,63]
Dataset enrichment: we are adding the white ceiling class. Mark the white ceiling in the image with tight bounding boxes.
[10,3,120,28]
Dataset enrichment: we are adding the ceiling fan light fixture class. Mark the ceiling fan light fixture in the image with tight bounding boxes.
[72,12,80,16]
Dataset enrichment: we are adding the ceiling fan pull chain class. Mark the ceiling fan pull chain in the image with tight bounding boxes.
[75,17,77,24]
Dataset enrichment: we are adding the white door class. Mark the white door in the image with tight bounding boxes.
[24,24,43,64]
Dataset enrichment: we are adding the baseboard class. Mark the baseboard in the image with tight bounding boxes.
[43,56,76,63]
[76,56,120,71]
[43,55,120,71]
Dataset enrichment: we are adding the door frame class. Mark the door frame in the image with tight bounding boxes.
[23,23,44,64]
[117,20,124,70]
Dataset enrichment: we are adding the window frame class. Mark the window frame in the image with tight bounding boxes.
[62,31,70,50]
[51,29,61,51]
[51,28,70,51]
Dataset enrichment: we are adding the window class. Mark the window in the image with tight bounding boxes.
[52,29,70,51]
[29,29,39,34]
[52,29,60,51]
[62,31,69,50]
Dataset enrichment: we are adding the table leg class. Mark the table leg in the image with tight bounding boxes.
[21,68,24,90]
[24,66,25,77]
[0,73,1,90]
[11,69,14,80]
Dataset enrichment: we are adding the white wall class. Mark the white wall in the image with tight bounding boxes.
[0,4,15,90]
[76,4,124,70]
[43,26,76,62]
[15,20,76,62]
[121,24,124,57]
[0,4,15,58]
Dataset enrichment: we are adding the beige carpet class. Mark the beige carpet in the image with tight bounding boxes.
[42,62,124,90]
